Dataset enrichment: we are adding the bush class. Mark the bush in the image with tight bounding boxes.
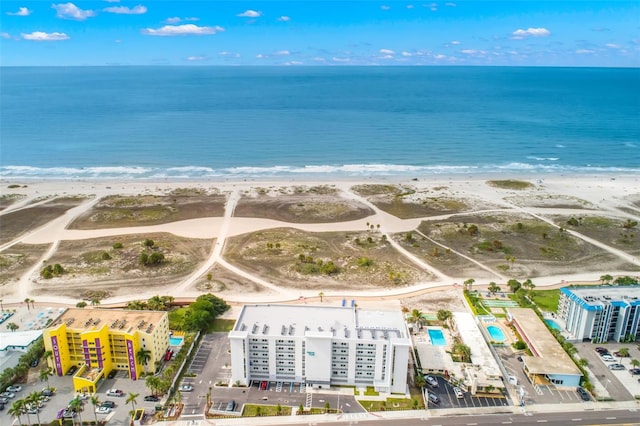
[513,340,527,350]
[143,238,155,248]
[113,242,123,249]
[101,251,111,260]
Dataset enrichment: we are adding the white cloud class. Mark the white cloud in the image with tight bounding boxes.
[381,5,391,10]
[103,5,147,14]
[434,54,447,59]
[52,3,96,20]
[186,55,207,61]
[277,16,290,22]
[380,55,394,59]
[332,57,351,63]
[219,51,240,58]
[165,17,199,24]
[604,43,620,49]
[6,7,32,16]
[379,48,395,55]
[256,53,265,59]
[511,27,551,39]
[576,49,594,54]
[401,51,412,57]
[429,3,438,11]
[22,31,70,41]
[1,32,11,39]
[445,2,456,6]
[273,50,290,56]
[406,4,414,9]
[284,61,303,65]
[450,40,461,45]
[141,24,224,36]
[237,10,261,18]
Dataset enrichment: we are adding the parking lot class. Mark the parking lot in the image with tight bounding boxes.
[575,342,640,400]
[423,375,509,410]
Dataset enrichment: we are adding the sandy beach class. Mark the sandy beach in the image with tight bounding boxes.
[1,174,639,308]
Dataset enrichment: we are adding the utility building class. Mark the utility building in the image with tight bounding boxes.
[229,304,410,393]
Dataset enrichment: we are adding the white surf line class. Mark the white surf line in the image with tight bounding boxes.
[18,196,101,300]
[413,228,506,281]
[339,187,450,281]
[172,189,240,293]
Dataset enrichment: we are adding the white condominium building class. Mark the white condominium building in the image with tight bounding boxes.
[228,304,410,393]
[558,286,640,343]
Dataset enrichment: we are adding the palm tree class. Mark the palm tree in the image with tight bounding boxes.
[90,298,101,306]
[408,309,425,330]
[437,309,453,329]
[26,391,43,426]
[136,348,152,374]
[578,358,589,367]
[463,278,475,292]
[318,291,324,302]
[147,295,165,311]
[630,359,640,369]
[20,398,33,426]
[145,375,160,396]
[617,347,630,362]
[453,343,472,363]
[24,298,31,310]
[39,367,53,389]
[488,282,501,295]
[90,395,101,424]
[6,322,19,332]
[414,374,426,388]
[600,274,613,284]
[68,396,84,426]
[126,392,139,413]
[507,279,521,293]
[8,399,25,426]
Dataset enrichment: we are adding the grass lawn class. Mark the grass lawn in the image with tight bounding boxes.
[361,397,423,411]
[242,404,291,417]
[531,289,560,312]
[209,318,235,332]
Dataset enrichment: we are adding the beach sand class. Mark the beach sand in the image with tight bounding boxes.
[1,174,639,308]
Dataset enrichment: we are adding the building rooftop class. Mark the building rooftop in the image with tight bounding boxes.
[454,312,501,379]
[561,286,640,311]
[0,330,43,352]
[508,308,581,377]
[49,308,166,334]
[231,304,407,341]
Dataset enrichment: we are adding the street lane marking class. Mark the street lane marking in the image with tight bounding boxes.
[501,422,512,424]
[571,419,582,421]
[537,421,548,423]
[605,417,616,420]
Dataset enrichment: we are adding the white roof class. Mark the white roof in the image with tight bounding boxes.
[454,312,501,378]
[0,330,43,352]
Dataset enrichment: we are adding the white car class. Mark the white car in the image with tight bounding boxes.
[601,354,616,362]
[7,386,22,393]
[453,387,464,399]
[179,384,193,392]
[96,406,111,414]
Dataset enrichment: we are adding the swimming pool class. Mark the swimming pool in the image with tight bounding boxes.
[487,325,507,342]
[169,336,184,346]
[544,319,562,331]
[428,329,447,346]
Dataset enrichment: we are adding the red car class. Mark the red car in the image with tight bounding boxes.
[260,381,267,390]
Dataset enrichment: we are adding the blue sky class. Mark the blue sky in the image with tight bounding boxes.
[1,1,638,66]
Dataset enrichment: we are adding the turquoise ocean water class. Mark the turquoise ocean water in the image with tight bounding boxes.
[1,66,638,179]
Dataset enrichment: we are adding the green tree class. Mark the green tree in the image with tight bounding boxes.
[148,252,165,265]
[324,401,330,413]
[76,301,87,308]
[143,238,155,248]
[126,392,139,414]
[90,395,101,424]
[6,322,19,332]
[318,291,324,302]
[600,274,613,284]
[437,310,452,328]
[488,282,501,295]
[578,358,589,367]
[414,374,426,388]
[617,348,630,361]
[8,399,25,426]
[630,359,640,369]
[52,264,64,275]
[298,404,304,415]
[90,298,101,306]
[136,348,152,373]
[453,343,472,363]
[507,279,521,293]
[463,278,475,292]
[145,375,160,396]
[39,367,53,389]
[408,309,425,329]
[68,396,84,426]
[139,252,149,265]
[276,403,282,416]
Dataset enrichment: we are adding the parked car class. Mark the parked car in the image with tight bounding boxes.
[0,397,9,405]
[260,381,267,390]
[62,409,76,418]
[453,387,464,399]
[427,391,440,404]
[0,392,15,399]
[577,387,590,401]
[96,406,111,414]
[179,384,193,392]
[629,368,640,375]
[425,375,439,388]
[101,401,116,408]
[41,389,54,397]
[30,358,40,368]
[516,355,523,362]
[609,363,625,370]
[107,370,117,379]
[595,347,608,354]
[601,354,616,362]
[0,403,5,411]
[66,366,78,376]
[144,395,159,402]
[7,386,22,393]
[106,389,124,397]
[27,405,40,414]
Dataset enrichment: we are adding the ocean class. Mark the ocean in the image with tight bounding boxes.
[1,66,638,180]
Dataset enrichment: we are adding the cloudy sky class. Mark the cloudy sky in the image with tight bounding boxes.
[1,1,638,66]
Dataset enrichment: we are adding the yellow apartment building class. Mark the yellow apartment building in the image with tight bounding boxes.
[42,308,170,393]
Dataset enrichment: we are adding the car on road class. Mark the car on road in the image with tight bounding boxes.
[601,354,616,362]
[577,387,590,401]
[427,391,440,404]
[7,386,22,393]
[95,406,111,414]
[101,401,116,409]
[106,389,124,397]
[425,375,439,388]
[453,387,464,399]
[609,363,625,370]
[629,368,640,375]
[179,384,193,392]
[144,395,159,402]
